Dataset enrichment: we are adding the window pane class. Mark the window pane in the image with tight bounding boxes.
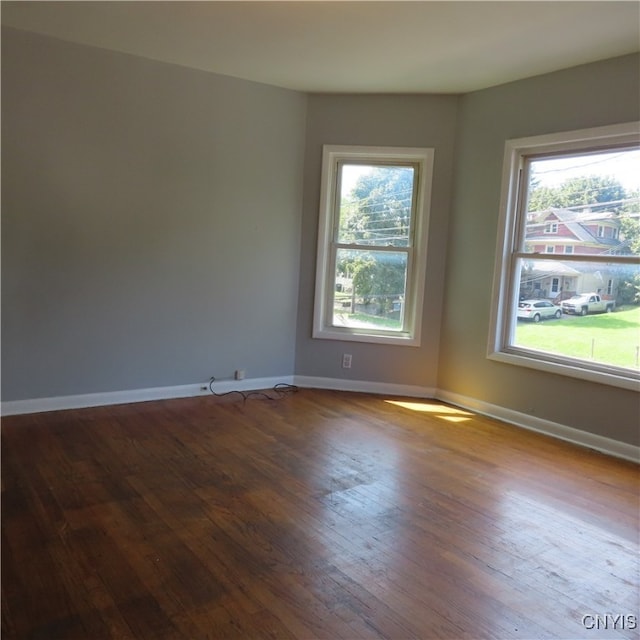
[333,249,407,331]
[513,258,640,371]
[523,148,640,257]
[338,164,415,247]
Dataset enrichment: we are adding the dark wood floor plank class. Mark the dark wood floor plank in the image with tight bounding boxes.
[2,390,638,639]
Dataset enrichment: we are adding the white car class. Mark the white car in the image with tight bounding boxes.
[517,299,562,322]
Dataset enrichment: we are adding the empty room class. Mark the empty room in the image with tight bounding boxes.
[2,2,639,638]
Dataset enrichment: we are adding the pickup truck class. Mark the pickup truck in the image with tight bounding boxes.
[561,293,615,316]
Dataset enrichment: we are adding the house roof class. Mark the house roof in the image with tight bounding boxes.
[522,260,581,276]
[527,208,624,247]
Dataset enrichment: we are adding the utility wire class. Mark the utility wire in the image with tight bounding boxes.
[208,377,298,403]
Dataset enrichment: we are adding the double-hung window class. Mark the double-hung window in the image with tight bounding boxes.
[489,122,640,390]
[313,145,433,345]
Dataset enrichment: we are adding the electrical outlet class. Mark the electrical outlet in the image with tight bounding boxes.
[342,354,352,369]
[235,369,246,380]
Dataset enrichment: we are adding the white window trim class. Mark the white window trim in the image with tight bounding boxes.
[488,122,640,391]
[313,145,434,346]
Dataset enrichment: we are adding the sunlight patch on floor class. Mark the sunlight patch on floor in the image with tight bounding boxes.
[385,400,473,422]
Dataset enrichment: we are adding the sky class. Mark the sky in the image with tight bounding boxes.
[530,148,640,192]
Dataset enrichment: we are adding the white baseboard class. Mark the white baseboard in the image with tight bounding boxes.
[436,389,640,464]
[0,376,294,417]
[2,376,637,463]
[293,375,436,399]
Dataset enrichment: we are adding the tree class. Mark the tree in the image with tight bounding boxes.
[339,166,413,317]
[620,187,640,240]
[527,175,626,212]
[341,167,413,246]
[618,189,640,304]
[350,254,406,313]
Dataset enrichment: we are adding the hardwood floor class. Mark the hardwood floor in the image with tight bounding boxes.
[2,389,638,639]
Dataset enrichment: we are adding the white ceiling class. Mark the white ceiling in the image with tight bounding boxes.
[2,1,639,94]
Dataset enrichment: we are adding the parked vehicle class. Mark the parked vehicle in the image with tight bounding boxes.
[517,299,562,322]
[561,293,615,316]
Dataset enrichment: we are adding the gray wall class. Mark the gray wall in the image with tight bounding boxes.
[295,94,459,388]
[2,27,637,447]
[1,28,307,400]
[438,53,640,445]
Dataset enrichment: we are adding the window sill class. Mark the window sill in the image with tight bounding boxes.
[488,349,639,391]
[313,326,420,346]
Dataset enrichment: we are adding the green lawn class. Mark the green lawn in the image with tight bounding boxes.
[331,304,640,370]
[515,306,640,370]
[333,310,402,330]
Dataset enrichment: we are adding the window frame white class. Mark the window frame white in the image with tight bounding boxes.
[607,279,614,296]
[488,122,640,391]
[313,145,434,346]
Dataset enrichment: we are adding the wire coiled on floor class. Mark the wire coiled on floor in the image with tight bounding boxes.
[208,377,298,402]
